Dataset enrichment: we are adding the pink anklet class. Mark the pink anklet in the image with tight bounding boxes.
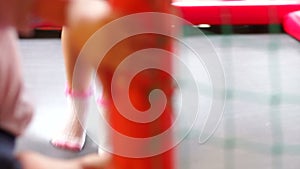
[65,86,93,98]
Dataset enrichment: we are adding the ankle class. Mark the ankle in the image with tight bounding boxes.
[65,86,93,98]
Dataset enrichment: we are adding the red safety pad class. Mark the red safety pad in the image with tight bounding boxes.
[283,11,300,40]
[172,1,300,25]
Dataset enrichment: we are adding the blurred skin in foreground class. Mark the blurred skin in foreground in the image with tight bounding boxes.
[17,152,108,169]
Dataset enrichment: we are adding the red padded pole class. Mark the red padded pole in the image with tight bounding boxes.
[100,1,175,169]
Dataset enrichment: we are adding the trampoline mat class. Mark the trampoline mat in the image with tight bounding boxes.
[16,32,300,168]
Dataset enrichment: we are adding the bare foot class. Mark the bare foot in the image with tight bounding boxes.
[51,91,91,151]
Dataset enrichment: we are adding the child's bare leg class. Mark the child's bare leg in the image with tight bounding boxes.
[51,0,112,151]
[51,26,93,152]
